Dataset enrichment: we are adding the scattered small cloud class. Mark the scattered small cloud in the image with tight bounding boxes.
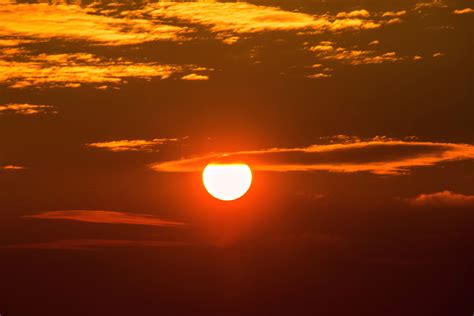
[308,42,403,65]
[0,103,57,115]
[369,40,380,46]
[25,210,186,227]
[408,191,474,208]
[453,8,474,15]
[433,52,444,58]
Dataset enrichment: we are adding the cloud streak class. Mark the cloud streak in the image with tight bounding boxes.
[0,3,186,46]
[1,165,26,170]
[0,51,185,88]
[25,210,186,227]
[0,103,56,115]
[453,8,474,15]
[86,138,178,152]
[308,42,403,65]
[151,138,474,175]
[408,191,474,208]
[142,2,383,42]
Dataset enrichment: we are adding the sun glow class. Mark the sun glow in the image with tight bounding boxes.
[202,163,252,201]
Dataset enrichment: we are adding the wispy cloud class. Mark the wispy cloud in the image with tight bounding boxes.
[181,73,209,81]
[414,0,447,11]
[0,3,186,46]
[382,11,407,18]
[151,138,474,175]
[336,10,370,19]
[4,239,191,250]
[1,165,26,170]
[86,138,178,152]
[306,73,332,79]
[142,2,383,43]
[408,191,474,208]
[0,103,56,115]
[0,51,185,89]
[25,210,186,227]
[453,8,474,15]
[308,42,403,65]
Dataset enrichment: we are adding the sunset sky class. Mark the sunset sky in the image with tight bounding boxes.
[1,0,473,315]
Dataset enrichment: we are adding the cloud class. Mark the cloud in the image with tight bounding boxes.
[0,39,32,47]
[25,210,186,227]
[0,51,184,89]
[414,0,447,11]
[1,165,26,170]
[306,73,332,79]
[150,138,474,175]
[0,103,57,115]
[308,42,403,65]
[408,191,474,208]
[86,138,178,152]
[181,73,209,81]
[0,3,186,46]
[382,11,407,17]
[453,8,474,15]
[4,239,191,250]
[336,10,370,19]
[143,2,382,40]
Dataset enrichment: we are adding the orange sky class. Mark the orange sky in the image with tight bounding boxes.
[0,0,473,315]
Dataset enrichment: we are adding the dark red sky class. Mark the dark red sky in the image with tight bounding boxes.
[0,0,473,315]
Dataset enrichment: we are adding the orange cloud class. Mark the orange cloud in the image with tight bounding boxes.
[336,10,370,19]
[144,2,382,41]
[1,165,26,170]
[306,73,332,79]
[181,73,209,81]
[382,10,407,17]
[25,210,186,227]
[150,138,474,175]
[0,3,186,46]
[0,51,183,88]
[408,191,474,207]
[414,0,447,11]
[308,42,403,65]
[86,138,178,152]
[453,8,474,15]
[0,103,56,115]
[4,239,191,250]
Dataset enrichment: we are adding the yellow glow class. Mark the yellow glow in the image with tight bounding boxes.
[202,163,252,201]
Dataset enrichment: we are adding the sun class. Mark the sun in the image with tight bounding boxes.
[202,163,253,201]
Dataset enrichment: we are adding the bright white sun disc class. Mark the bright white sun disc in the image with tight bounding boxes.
[202,163,252,201]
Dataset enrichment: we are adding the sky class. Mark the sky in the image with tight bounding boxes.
[0,0,473,315]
